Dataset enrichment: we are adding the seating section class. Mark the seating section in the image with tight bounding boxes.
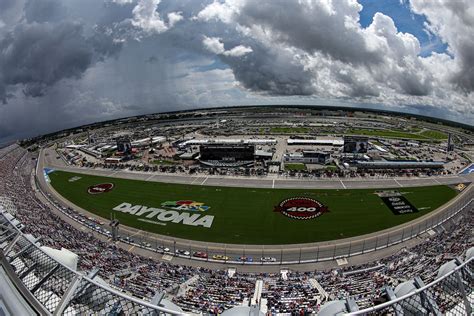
[0,146,472,315]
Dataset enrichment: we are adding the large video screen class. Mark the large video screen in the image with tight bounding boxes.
[343,136,368,153]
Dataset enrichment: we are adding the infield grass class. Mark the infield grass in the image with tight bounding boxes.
[49,170,457,244]
[284,163,307,171]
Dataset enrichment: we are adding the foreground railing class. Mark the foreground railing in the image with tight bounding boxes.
[0,208,187,315]
[347,256,473,315]
[1,206,473,315]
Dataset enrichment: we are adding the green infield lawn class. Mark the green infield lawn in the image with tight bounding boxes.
[419,130,448,140]
[284,163,307,171]
[48,170,457,244]
[270,127,310,134]
[348,129,428,140]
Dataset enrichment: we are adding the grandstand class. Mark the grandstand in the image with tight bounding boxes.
[0,144,472,315]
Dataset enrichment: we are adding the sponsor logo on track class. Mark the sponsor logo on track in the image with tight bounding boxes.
[87,183,114,195]
[68,176,82,182]
[161,200,210,212]
[274,197,329,220]
[376,191,418,215]
[113,202,214,228]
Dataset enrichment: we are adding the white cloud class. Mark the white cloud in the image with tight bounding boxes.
[131,0,167,33]
[129,0,182,35]
[195,0,244,23]
[224,45,252,57]
[111,0,134,4]
[167,11,183,28]
[410,0,474,93]
[194,0,473,115]
[202,36,225,54]
[202,36,252,57]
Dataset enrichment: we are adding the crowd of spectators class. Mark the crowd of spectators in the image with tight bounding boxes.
[0,144,472,315]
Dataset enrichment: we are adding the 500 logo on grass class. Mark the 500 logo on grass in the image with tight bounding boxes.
[161,200,210,212]
[274,197,329,220]
[113,202,214,228]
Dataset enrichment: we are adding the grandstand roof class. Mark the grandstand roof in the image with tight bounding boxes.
[287,138,344,146]
[179,138,276,147]
[355,160,444,169]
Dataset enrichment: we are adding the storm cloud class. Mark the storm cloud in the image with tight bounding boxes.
[0,0,473,144]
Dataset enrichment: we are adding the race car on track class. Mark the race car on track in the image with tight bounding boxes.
[157,246,170,253]
[175,249,191,256]
[260,257,277,262]
[237,256,253,262]
[193,251,208,259]
[212,255,230,261]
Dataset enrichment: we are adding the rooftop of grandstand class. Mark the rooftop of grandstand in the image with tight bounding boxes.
[178,138,277,147]
[287,138,344,146]
[355,160,445,169]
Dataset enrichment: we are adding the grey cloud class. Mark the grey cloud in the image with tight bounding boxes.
[397,73,432,96]
[222,44,314,96]
[237,0,382,66]
[24,0,67,23]
[0,22,94,101]
[0,0,16,11]
[0,6,123,103]
[410,0,474,94]
[452,41,474,93]
[333,69,380,98]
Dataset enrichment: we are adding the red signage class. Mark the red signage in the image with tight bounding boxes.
[274,197,329,220]
[87,183,114,195]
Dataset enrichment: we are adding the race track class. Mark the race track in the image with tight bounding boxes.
[37,147,474,271]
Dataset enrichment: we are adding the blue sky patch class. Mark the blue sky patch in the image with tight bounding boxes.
[358,0,447,56]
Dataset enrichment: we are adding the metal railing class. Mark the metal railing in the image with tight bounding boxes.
[347,256,473,315]
[0,208,187,316]
[0,207,473,315]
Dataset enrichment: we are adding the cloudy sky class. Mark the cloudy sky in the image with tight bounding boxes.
[0,0,473,144]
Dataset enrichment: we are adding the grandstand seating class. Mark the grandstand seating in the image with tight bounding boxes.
[0,145,472,315]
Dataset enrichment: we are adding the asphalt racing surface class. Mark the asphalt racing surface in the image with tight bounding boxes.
[42,147,473,190]
[37,147,474,272]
